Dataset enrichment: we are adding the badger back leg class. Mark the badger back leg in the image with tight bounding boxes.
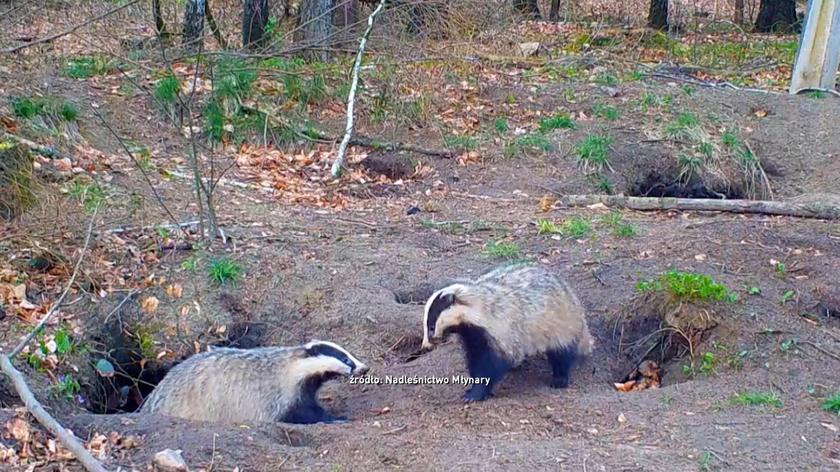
[459,325,511,402]
[546,346,577,389]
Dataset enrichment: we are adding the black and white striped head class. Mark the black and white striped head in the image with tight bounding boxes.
[296,340,369,379]
[422,284,479,350]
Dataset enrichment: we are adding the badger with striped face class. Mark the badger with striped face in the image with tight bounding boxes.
[422,263,594,402]
[140,340,368,424]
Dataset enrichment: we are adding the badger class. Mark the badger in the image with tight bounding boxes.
[139,340,369,424]
[422,263,594,402]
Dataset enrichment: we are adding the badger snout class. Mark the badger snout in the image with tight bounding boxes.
[354,364,369,375]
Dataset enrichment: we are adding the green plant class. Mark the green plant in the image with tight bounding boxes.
[600,212,635,237]
[66,180,107,213]
[636,270,734,303]
[780,289,795,305]
[538,114,575,132]
[665,112,701,140]
[773,261,786,277]
[698,352,716,374]
[779,339,795,352]
[592,104,620,121]
[55,374,81,401]
[823,392,840,414]
[594,72,619,86]
[208,257,242,284]
[535,218,561,235]
[54,327,72,355]
[504,134,553,158]
[560,216,591,238]
[180,255,199,272]
[677,153,705,184]
[721,130,740,149]
[804,90,826,99]
[746,286,761,295]
[65,56,113,78]
[482,240,521,259]
[154,74,181,104]
[493,117,509,133]
[730,391,782,408]
[11,96,77,123]
[698,452,712,471]
[698,141,714,158]
[576,134,612,173]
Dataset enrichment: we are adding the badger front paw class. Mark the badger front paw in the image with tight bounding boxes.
[462,386,490,403]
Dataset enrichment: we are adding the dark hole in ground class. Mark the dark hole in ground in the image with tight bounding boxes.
[387,334,425,363]
[212,321,267,349]
[85,322,175,414]
[629,171,743,199]
[360,152,415,180]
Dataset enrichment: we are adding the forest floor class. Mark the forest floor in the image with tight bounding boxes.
[1,2,840,471]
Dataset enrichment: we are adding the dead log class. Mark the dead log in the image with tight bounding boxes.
[559,195,840,220]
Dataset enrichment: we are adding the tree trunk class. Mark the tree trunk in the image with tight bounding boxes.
[549,0,561,21]
[242,0,269,48]
[182,0,206,51]
[296,0,333,61]
[512,0,541,19]
[734,0,744,24]
[205,0,227,48]
[755,0,797,32]
[648,0,668,30]
[152,0,166,36]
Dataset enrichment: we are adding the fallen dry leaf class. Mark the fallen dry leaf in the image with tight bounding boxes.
[538,194,557,212]
[4,417,30,443]
[140,296,159,315]
[165,284,183,299]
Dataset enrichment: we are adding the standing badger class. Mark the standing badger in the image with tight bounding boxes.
[139,340,368,424]
[422,263,594,402]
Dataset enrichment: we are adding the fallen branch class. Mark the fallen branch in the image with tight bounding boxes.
[0,357,110,472]
[330,0,389,178]
[2,0,140,54]
[0,208,109,472]
[558,195,840,220]
[0,130,73,161]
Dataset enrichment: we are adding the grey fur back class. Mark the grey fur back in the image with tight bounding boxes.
[140,346,306,424]
[460,264,594,363]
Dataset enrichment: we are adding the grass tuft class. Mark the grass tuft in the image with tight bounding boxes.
[208,257,242,284]
[730,391,783,408]
[538,114,575,132]
[482,240,521,259]
[636,270,734,302]
[822,392,840,415]
[576,134,612,173]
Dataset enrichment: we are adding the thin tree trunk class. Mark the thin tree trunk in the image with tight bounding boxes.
[648,0,668,30]
[296,0,334,61]
[152,0,166,36]
[205,0,227,48]
[549,0,561,21]
[512,0,541,19]
[755,0,797,32]
[242,0,269,48]
[734,0,744,24]
[182,0,206,51]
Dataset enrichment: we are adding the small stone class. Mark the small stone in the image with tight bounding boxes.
[518,42,540,57]
[153,449,188,472]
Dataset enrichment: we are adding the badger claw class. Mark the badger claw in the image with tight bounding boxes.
[462,387,490,403]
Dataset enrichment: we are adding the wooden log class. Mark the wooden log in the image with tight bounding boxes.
[559,195,840,220]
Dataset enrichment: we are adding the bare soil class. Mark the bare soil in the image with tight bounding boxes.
[2,5,840,471]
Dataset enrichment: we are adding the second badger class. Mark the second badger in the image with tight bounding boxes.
[422,263,594,402]
[140,340,368,424]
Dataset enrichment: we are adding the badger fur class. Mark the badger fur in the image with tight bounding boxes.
[139,340,368,424]
[422,263,594,402]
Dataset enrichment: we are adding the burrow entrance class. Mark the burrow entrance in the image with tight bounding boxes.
[629,170,744,199]
[83,294,268,414]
